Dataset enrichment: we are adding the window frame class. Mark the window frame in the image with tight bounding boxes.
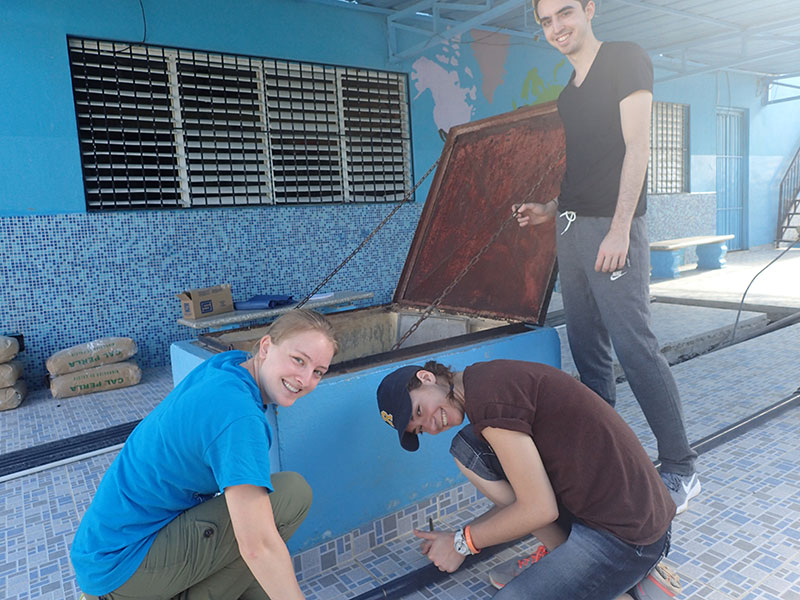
[67,37,414,211]
[648,101,690,195]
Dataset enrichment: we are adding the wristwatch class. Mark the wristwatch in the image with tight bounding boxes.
[453,527,473,556]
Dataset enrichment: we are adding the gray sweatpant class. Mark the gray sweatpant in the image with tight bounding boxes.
[556,214,696,475]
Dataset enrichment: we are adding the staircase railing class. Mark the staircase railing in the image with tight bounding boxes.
[777,145,800,245]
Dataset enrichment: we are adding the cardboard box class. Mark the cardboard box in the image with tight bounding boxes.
[177,284,234,320]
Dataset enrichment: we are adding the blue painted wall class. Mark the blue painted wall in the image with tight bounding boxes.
[2,0,799,389]
[1,0,428,388]
[171,326,562,552]
[0,0,394,216]
[654,70,800,247]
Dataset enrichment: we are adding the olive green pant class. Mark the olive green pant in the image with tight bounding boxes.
[84,471,312,600]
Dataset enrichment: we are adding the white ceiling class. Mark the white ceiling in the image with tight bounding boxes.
[318,0,800,83]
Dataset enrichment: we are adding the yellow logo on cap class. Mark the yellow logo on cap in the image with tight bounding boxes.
[381,410,394,428]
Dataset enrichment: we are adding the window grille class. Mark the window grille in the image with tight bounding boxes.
[264,60,343,203]
[177,51,271,207]
[67,38,412,210]
[648,101,690,194]
[340,69,411,202]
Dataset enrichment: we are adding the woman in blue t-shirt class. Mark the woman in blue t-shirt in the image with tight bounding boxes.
[376,359,680,600]
[72,309,338,600]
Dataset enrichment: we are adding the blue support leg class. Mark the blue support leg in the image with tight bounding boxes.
[696,242,729,269]
[650,249,683,279]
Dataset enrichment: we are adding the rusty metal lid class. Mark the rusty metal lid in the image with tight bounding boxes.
[394,102,565,325]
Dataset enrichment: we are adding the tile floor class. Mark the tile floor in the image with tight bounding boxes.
[304,402,800,600]
[291,324,800,600]
[0,366,172,456]
[1,307,798,598]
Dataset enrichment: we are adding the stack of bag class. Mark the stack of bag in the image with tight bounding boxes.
[0,335,26,411]
[47,337,142,399]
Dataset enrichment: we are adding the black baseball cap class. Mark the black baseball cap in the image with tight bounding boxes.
[376,365,424,452]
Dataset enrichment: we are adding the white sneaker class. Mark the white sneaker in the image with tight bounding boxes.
[661,471,701,515]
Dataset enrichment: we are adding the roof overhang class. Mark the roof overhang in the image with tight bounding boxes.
[315,0,800,84]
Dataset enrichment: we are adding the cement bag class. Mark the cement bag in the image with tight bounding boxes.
[0,336,19,363]
[0,380,27,411]
[0,360,22,388]
[46,337,138,376]
[50,361,142,399]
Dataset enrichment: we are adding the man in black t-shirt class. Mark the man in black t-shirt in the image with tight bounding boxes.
[515,0,699,520]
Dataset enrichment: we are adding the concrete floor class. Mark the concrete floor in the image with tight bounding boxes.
[650,244,800,312]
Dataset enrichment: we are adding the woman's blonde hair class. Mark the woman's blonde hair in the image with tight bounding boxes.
[253,309,339,355]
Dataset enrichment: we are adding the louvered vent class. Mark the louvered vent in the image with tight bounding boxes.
[67,38,412,210]
[69,40,182,209]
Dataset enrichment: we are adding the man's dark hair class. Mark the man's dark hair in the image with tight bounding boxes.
[532,0,591,23]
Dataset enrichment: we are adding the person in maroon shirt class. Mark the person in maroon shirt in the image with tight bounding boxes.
[377,359,679,599]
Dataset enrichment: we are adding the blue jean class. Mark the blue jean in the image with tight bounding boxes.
[450,426,670,599]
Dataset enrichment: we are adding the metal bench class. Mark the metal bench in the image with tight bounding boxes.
[650,234,735,279]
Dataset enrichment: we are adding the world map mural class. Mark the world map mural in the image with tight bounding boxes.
[411,29,566,135]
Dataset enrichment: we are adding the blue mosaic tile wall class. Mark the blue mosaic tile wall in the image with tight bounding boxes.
[648,192,717,264]
[0,203,423,389]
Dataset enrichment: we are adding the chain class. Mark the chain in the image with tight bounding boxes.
[295,159,441,309]
[391,149,565,351]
